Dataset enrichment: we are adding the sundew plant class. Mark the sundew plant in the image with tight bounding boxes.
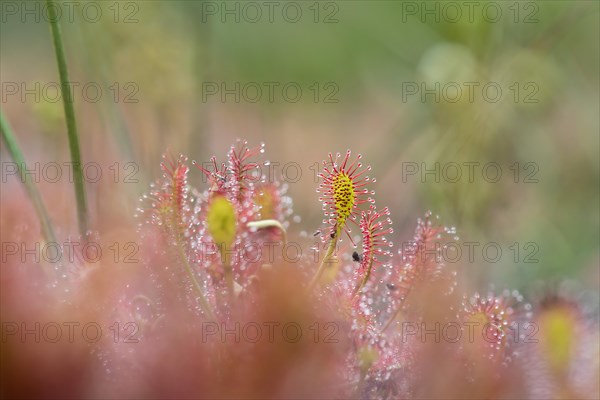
[1,0,599,399]
[4,137,598,398]
[129,141,597,398]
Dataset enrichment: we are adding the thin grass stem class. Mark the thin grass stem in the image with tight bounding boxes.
[46,0,88,237]
[0,111,57,245]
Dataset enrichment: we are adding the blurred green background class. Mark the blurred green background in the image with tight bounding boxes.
[1,1,598,291]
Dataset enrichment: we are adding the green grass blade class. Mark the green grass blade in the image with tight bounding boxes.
[0,111,57,245]
[46,0,88,237]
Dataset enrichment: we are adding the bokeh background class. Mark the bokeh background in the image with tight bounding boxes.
[1,1,598,308]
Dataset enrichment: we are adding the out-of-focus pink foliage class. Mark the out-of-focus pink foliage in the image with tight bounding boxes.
[1,141,598,399]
